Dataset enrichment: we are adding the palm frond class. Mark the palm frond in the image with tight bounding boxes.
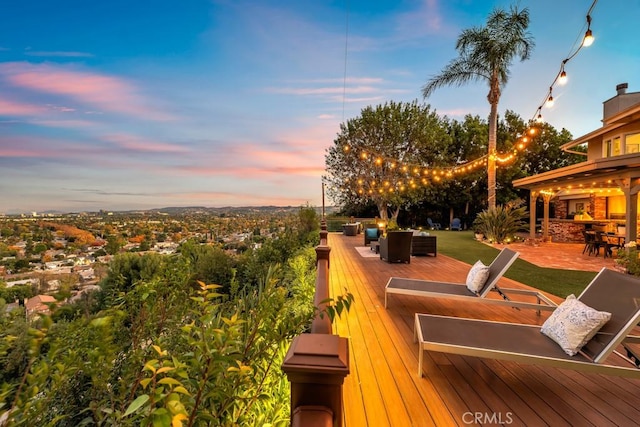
[422,56,489,98]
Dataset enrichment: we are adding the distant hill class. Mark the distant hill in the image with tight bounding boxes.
[4,205,339,217]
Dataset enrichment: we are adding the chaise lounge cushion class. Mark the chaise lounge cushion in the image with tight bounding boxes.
[466,260,490,293]
[540,294,611,356]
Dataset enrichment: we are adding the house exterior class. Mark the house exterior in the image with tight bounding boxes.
[25,295,57,316]
[514,83,640,243]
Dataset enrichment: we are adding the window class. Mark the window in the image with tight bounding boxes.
[625,132,640,154]
[604,136,622,157]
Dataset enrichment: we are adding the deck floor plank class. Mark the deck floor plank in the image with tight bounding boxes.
[327,233,640,426]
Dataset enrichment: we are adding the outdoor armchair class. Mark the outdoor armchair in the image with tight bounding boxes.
[364,227,381,245]
[379,231,413,263]
[427,218,441,230]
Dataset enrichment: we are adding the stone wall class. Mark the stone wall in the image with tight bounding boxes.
[555,200,568,219]
[592,195,607,219]
[549,221,585,242]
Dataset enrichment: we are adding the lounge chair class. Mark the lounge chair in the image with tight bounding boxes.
[385,247,555,311]
[414,268,640,378]
[450,218,462,231]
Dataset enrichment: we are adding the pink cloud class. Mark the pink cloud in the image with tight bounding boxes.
[0,99,46,116]
[394,0,448,38]
[30,119,97,129]
[336,95,386,103]
[178,164,324,179]
[0,62,174,121]
[0,135,126,162]
[267,85,377,95]
[0,136,69,158]
[0,148,45,157]
[171,191,315,206]
[102,133,190,154]
[173,122,333,180]
[304,77,384,84]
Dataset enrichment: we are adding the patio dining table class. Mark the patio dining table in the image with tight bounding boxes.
[606,233,626,248]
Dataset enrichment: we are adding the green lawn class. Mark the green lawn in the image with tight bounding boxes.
[425,230,597,298]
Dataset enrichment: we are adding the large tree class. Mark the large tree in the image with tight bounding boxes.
[324,101,452,221]
[422,5,534,210]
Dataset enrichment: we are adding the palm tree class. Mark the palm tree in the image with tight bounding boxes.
[422,5,534,210]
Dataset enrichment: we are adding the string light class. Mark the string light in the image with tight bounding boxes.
[341,0,598,194]
[583,14,594,47]
[530,1,596,123]
[546,87,555,108]
[558,60,568,85]
[558,70,567,85]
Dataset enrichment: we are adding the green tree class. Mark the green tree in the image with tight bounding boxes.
[422,5,534,210]
[33,242,48,254]
[297,204,320,244]
[325,100,452,221]
[180,240,236,292]
[105,235,124,255]
[494,110,578,203]
[0,236,325,426]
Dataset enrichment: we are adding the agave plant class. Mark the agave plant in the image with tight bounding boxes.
[473,201,528,244]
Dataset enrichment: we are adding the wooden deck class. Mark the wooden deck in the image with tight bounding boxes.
[328,233,640,426]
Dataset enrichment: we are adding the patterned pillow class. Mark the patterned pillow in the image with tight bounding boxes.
[466,260,490,294]
[540,294,611,356]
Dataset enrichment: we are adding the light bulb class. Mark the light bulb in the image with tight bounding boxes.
[536,113,543,123]
[583,29,594,47]
[558,70,567,85]
[546,95,554,108]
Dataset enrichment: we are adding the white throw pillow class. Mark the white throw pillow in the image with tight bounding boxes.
[540,294,611,356]
[466,260,490,294]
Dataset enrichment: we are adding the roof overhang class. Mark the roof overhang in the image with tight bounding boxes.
[513,153,640,193]
[561,103,640,151]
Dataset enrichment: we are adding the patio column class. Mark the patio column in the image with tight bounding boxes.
[624,190,639,244]
[542,193,552,242]
[619,178,640,244]
[529,191,538,239]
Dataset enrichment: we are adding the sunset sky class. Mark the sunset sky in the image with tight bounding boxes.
[1,0,637,214]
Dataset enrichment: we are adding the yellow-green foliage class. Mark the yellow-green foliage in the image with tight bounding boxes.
[473,201,527,244]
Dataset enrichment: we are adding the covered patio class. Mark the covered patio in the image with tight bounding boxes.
[514,154,640,245]
[514,84,640,245]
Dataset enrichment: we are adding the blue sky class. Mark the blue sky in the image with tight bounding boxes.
[1,0,637,214]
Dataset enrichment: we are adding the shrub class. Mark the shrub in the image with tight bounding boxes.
[616,242,640,276]
[473,200,527,244]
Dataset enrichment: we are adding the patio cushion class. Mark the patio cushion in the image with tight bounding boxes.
[466,260,490,293]
[541,294,611,356]
[365,228,379,239]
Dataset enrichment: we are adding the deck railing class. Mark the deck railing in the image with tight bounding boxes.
[281,220,350,427]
